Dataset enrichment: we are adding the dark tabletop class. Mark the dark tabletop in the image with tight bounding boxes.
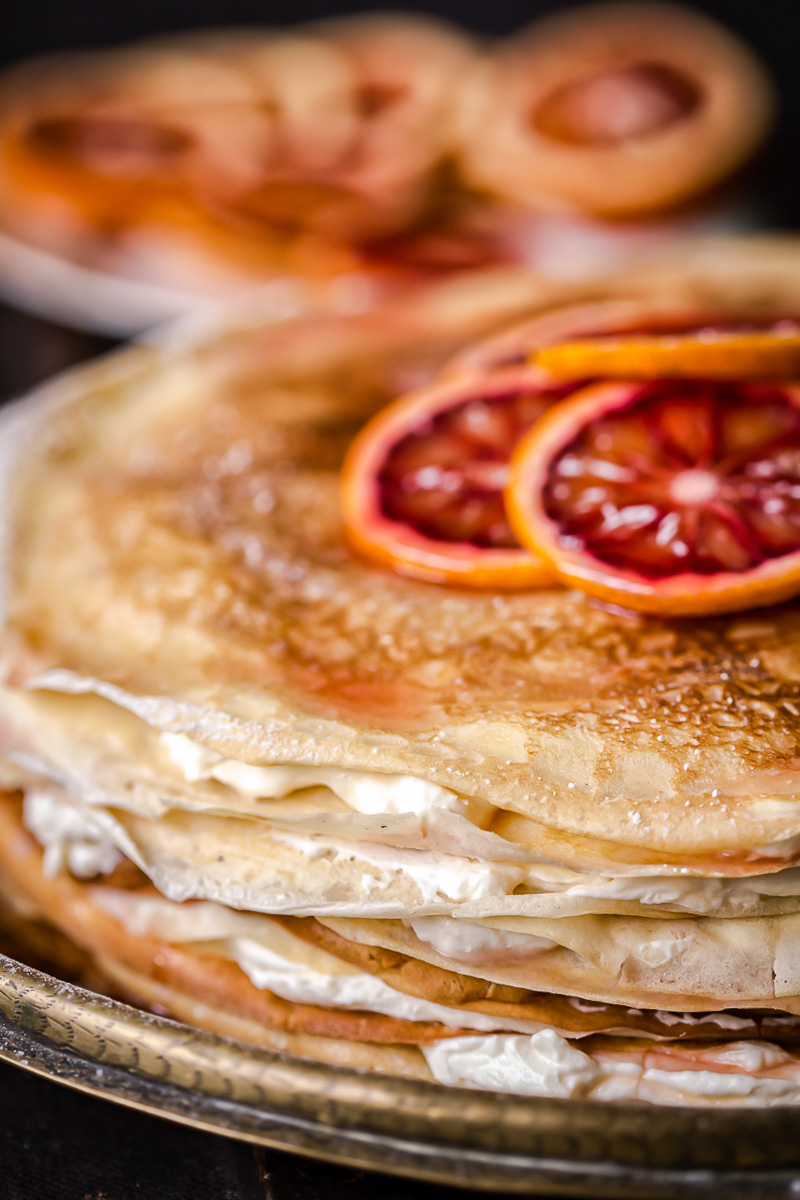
[0,1056,516,1200]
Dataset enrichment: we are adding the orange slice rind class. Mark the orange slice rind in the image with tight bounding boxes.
[535,325,800,382]
[506,377,800,617]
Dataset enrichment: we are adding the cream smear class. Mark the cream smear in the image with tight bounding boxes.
[424,1033,800,1105]
[23,786,121,879]
[161,732,476,818]
[92,888,546,1036]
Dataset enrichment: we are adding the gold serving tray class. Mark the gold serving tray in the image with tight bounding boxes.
[3,951,800,1198]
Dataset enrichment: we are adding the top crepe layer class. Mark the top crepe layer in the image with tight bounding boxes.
[7,242,800,873]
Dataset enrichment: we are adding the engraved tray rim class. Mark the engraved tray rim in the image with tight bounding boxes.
[4,952,800,1199]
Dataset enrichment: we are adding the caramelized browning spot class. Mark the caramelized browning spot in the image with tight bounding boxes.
[533,62,702,146]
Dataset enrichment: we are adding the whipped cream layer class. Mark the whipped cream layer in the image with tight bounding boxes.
[23,787,121,880]
[20,760,800,923]
[408,915,554,960]
[92,888,547,1036]
[8,675,800,918]
[424,1033,800,1106]
[18,780,800,1105]
[158,733,800,915]
[19,670,800,883]
[161,733,484,821]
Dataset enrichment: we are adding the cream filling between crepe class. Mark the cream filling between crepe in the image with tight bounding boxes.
[252,824,800,917]
[90,887,548,1036]
[73,886,800,1106]
[160,732,488,821]
[21,784,534,913]
[21,793,800,1104]
[20,770,800,924]
[266,826,531,906]
[23,787,122,879]
[23,673,800,887]
[10,681,800,918]
[423,1034,800,1105]
[407,915,554,960]
[158,734,800,915]
[17,786,792,1023]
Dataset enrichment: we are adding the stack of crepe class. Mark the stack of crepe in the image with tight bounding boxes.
[4,243,800,1106]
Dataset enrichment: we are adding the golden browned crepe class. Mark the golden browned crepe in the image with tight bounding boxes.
[5,241,800,1105]
[8,245,800,867]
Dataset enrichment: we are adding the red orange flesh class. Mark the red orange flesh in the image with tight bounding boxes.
[507,378,800,616]
[341,368,566,588]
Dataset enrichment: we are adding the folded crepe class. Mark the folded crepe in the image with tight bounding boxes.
[5,241,800,1105]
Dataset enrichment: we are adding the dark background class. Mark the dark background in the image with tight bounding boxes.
[3,0,797,106]
[2,0,796,53]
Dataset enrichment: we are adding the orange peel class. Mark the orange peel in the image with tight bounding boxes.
[536,325,800,382]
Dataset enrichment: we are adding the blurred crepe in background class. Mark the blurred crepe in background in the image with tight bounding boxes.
[0,3,776,333]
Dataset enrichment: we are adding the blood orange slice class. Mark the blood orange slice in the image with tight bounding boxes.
[536,322,800,382]
[448,297,664,375]
[341,368,567,588]
[445,296,771,377]
[506,377,800,615]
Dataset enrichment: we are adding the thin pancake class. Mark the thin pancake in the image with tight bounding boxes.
[19,782,800,1011]
[8,690,800,924]
[5,778,800,1026]
[320,912,800,1013]
[0,794,481,1046]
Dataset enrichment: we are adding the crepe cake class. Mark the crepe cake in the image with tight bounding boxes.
[7,241,800,1104]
